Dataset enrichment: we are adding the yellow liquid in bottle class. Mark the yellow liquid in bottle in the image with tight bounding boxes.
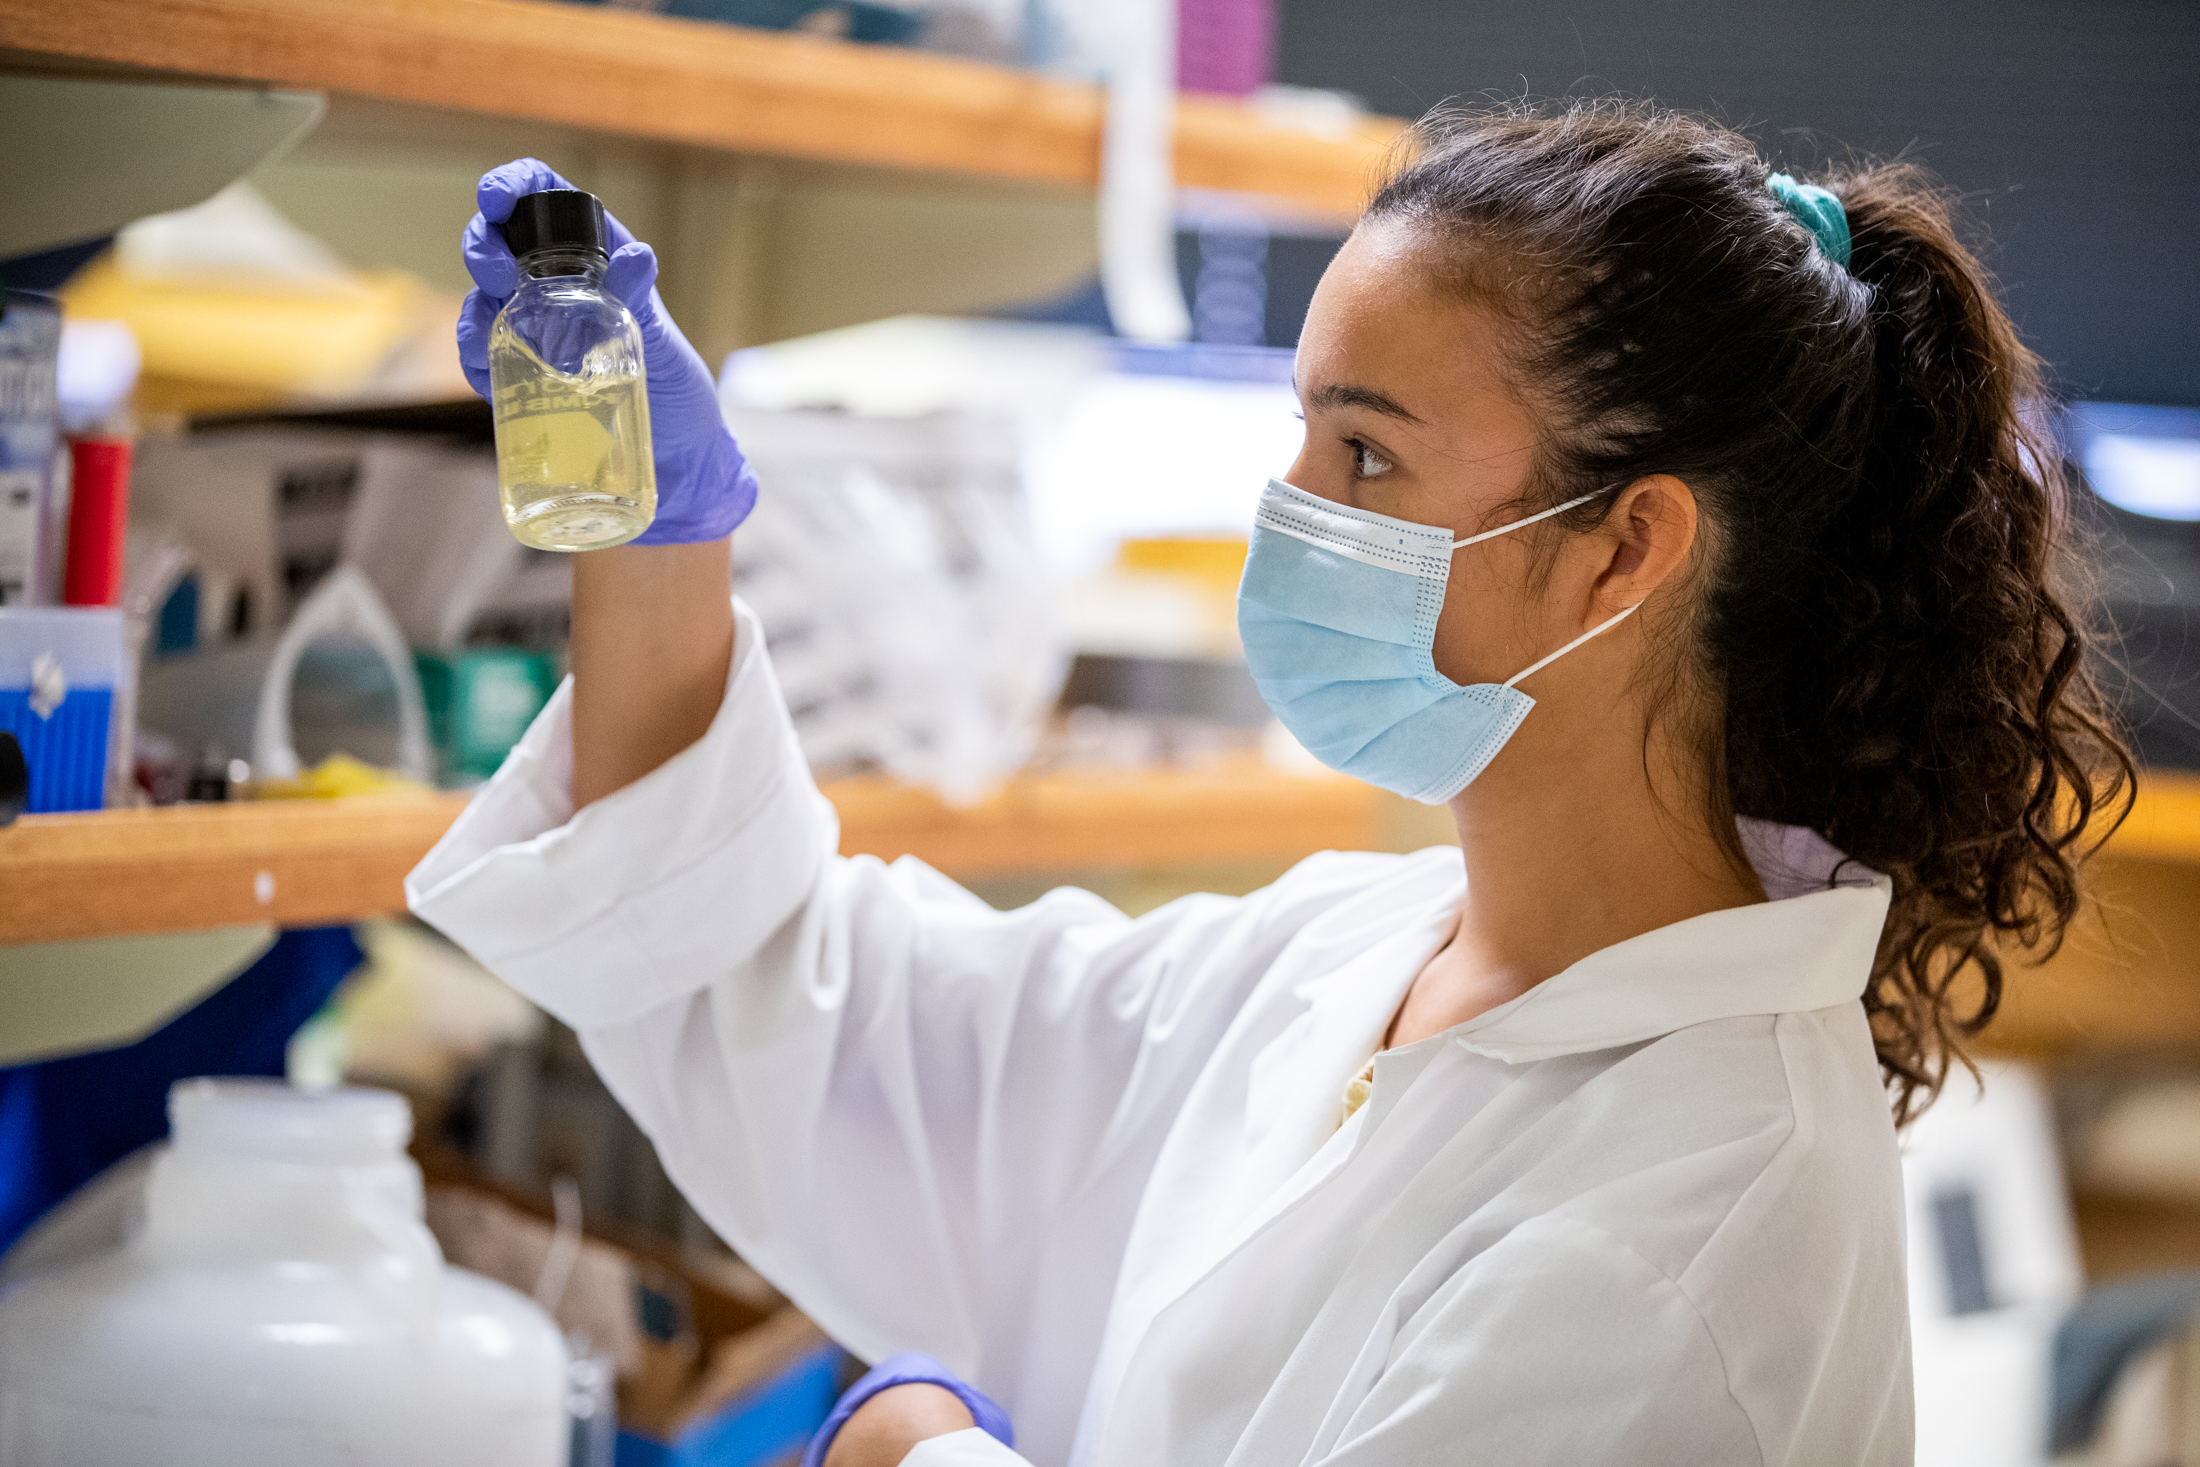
[488,322,657,552]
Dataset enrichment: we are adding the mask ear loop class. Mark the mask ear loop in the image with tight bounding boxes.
[1503,600,1642,690]
[1450,485,1619,549]
[1447,481,1637,688]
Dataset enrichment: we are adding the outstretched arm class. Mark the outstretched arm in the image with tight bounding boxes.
[454,156,754,807]
[570,540,735,808]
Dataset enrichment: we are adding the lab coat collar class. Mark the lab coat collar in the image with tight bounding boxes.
[1448,819,1892,1065]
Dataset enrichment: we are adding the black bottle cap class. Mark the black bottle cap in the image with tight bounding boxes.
[499,189,609,261]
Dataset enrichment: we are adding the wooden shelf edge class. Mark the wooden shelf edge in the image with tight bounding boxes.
[6,761,2194,945]
[0,762,1378,943]
[0,793,471,944]
[7,0,1404,216]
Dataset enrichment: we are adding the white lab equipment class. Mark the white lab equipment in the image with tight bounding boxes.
[132,428,527,654]
[720,316,1301,578]
[2063,402,2200,523]
[0,1078,568,1467]
[137,562,431,781]
[1904,1060,2085,1467]
[1026,344,1300,577]
[338,440,523,651]
[1096,0,1191,343]
[249,563,430,780]
[1018,0,1190,341]
[54,320,141,436]
[725,405,1062,805]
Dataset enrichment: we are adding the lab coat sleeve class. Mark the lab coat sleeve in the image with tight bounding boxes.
[899,1429,1031,1466]
[1315,1217,1763,1465]
[408,599,1353,1382]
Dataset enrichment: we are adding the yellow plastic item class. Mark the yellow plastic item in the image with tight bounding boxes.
[252,752,431,802]
[61,254,424,397]
[1117,536,1250,592]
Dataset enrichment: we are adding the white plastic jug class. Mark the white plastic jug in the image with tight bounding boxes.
[0,1079,568,1466]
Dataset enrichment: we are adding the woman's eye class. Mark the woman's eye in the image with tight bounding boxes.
[1349,439,1393,478]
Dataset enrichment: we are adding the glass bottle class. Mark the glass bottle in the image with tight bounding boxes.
[487,189,656,551]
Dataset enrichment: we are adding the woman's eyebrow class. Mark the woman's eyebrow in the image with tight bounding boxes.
[1299,381,1427,425]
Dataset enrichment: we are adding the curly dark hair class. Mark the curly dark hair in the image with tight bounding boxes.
[1366,102,2135,1123]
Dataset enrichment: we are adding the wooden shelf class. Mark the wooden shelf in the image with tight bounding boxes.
[0,759,1381,944]
[2100,767,2200,864]
[1970,770,2200,1057]
[9,761,2196,979]
[826,758,1380,880]
[5,0,1404,218]
[0,794,467,945]
[2072,1191,2200,1283]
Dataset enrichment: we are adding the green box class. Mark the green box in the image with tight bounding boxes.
[413,648,560,785]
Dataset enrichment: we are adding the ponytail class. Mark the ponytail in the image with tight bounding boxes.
[1369,104,2135,1121]
[1820,163,2133,1119]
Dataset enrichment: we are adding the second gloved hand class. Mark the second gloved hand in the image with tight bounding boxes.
[458,158,757,544]
[803,1352,1015,1467]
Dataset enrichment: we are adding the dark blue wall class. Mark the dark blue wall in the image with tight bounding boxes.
[1267,0,2199,405]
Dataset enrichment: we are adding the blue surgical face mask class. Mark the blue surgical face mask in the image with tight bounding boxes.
[1238,477,1639,804]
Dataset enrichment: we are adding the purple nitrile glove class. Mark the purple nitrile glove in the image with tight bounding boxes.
[801,1351,1015,1467]
[457,158,757,544]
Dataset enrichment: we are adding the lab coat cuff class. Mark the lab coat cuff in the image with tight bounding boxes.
[406,597,838,1027]
[900,1429,1030,1467]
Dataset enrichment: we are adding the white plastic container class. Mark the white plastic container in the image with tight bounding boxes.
[0,1079,568,1466]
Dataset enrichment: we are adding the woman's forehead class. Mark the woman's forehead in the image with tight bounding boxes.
[1298,227,1526,430]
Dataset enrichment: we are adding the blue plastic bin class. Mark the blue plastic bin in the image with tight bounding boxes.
[0,607,124,812]
[616,1343,845,1467]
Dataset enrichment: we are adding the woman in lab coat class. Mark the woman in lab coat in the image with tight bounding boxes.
[414,105,2132,1465]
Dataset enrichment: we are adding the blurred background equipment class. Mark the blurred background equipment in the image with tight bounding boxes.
[0,607,125,814]
[0,1079,572,1467]
[725,404,1061,803]
[1905,1064,2084,1467]
[0,4,2196,1464]
[0,292,64,609]
[2063,403,2200,770]
[0,76,324,276]
[62,182,467,413]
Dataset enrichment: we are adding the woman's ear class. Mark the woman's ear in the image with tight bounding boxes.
[1594,474,1698,614]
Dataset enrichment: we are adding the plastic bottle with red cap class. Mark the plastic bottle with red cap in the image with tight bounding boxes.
[62,436,131,608]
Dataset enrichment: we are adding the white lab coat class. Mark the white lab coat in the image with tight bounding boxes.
[409,599,1914,1467]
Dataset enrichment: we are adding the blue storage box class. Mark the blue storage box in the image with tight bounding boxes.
[0,607,125,812]
[617,1343,844,1467]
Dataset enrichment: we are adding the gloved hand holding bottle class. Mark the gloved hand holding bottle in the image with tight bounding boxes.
[458,158,758,550]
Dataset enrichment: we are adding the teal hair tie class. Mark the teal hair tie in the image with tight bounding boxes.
[1767,172,1852,269]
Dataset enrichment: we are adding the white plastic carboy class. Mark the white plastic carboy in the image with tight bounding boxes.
[0,1078,569,1466]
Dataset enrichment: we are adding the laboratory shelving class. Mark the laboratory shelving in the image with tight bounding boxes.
[1968,770,2200,1056]
[7,761,2199,949]
[4,0,1403,218]
[0,760,1384,945]
[2095,768,2200,865]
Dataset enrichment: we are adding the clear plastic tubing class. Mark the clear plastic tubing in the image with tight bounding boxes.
[0,1078,569,1466]
[488,188,656,551]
